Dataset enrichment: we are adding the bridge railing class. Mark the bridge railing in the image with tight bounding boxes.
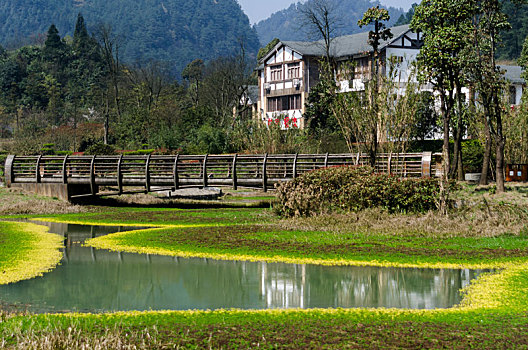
[5,152,435,196]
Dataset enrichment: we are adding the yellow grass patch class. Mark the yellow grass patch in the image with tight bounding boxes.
[0,222,63,285]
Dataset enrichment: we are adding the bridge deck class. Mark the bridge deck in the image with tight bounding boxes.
[5,153,434,199]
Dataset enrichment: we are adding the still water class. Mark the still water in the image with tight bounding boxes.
[0,222,487,313]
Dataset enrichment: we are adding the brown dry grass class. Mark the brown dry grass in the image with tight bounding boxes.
[4,327,163,350]
[280,186,528,239]
[0,187,88,215]
[105,191,272,208]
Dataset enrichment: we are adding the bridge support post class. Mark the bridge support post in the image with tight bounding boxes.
[292,153,298,179]
[61,155,69,184]
[117,155,123,195]
[35,155,42,183]
[421,152,432,178]
[262,153,268,192]
[90,155,96,196]
[145,154,151,193]
[173,154,180,190]
[5,155,14,187]
[232,154,238,190]
[203,154,208,188]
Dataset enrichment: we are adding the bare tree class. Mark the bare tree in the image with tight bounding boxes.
[300,0,341,77]
[125,61,170,113]
[94,24,123,144]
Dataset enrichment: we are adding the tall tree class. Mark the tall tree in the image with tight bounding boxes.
[73,13,89,50]
[182,59,204,107]
[300,0,340,77]
[358,6,392,90]
[411,0,474,213]
[357,6,392,167]
[42,24,69,69]
[464,0,521,191]
[94,24,122,143]
[72,13,100,61]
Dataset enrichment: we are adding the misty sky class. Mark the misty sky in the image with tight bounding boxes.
[238,0,416,24]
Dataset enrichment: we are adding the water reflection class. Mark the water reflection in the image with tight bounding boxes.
[0,223,487,313]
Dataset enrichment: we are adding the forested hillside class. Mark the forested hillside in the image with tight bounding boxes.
[255,0,405,45]
[0,0,260,76]
[0,13,298,156]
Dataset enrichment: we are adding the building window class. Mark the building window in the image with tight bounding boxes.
[288,94,302,109]
[287,62,300,79]
[270,65,283,81]
[267,97,279,112]
[355,58,370,78]
[393,56,404,68]
[509,85,517,105]
[267,94,302,112]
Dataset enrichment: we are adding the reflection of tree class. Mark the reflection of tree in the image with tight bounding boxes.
[0,225,488,312]
[296,266,473,309]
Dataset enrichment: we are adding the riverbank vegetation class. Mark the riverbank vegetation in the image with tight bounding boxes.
[0,221,62,285]
[275,166,440,217]
[1,183,528,347]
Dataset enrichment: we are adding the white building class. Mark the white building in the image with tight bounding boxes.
[257,24,422,128]
[256,25,526,129]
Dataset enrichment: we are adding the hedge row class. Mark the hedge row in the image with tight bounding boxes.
[275,166,440,217]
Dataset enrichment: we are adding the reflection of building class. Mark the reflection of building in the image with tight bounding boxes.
[260,262,306,308]
[258,262,480,309]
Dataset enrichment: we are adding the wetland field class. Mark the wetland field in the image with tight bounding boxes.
[1,186,528,349]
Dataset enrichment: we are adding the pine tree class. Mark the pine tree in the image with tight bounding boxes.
[42,24,69,68]
[73,13,93,58]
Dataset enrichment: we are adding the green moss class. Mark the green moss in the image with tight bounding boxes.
[0,221,63,284]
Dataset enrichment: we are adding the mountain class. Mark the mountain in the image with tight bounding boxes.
[0,0,260,76]
[255,0,405,46]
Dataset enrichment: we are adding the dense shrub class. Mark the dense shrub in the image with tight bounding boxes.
[462,139,484,173]
[123,149,155,155]
[84,143,117,155]
[275,166,440,217]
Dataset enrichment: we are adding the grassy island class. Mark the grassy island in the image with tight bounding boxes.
[0,221,62,285]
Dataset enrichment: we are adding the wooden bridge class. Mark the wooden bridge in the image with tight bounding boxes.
[5,152,434,200]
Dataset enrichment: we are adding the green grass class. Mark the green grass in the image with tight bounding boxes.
[0,221,63,285]
[23,207,275,227]
[2,303,528,348]
[86,225,528,268]
[3,202,528,347]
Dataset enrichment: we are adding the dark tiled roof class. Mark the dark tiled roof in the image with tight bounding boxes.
[246,85,259,104]
[499,65,525,84]
[282,24,411,59]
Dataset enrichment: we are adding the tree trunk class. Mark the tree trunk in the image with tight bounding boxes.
[479,119,492,186]
[451,125,459,179]
[104,113,109,145]
[494,96,506,193]
[439,91,451,215]
[368,122,378,168]
[495,136,505,193]
[455,85,465,181]
[457,147,464,181]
